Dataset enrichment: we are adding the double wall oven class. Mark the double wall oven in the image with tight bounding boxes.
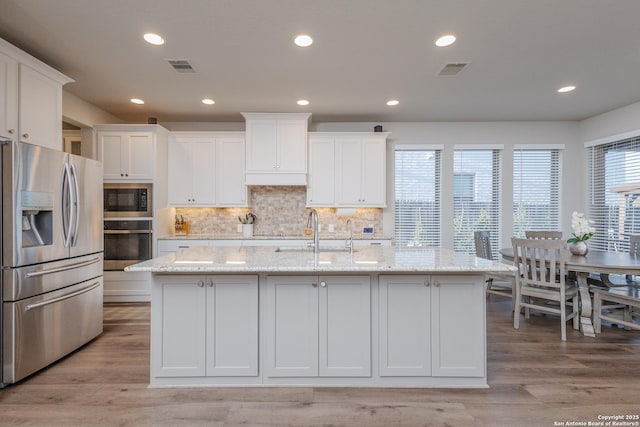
[103,184,153,270]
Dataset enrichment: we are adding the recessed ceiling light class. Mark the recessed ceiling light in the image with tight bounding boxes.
[435,34,456,47]
[202,98,215,105]
[557,85,576,93]
[130,98,145,104]
[143,33,165,46]
[297,99,310,106]
[294,34,313,47]
[386,99,399,106]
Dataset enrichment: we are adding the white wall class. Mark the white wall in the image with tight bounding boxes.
[314,121,582,250]
[579,100,640,144]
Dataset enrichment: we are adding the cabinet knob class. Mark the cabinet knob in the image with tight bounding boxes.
[320,281,326,287]
[125,173,129,177]
[22,133,29,139]
[208,280,213,287]
[197,281,204,288]
[424,281,430,287]
[8,129,15,134]
[312,282,318,287]
[433,281,440,287]
[121,173,124,177]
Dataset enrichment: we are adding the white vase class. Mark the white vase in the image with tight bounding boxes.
[242,224,254,237]
[569,241,588,256]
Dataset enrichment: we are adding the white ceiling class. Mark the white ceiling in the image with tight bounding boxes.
[1,0,640,123]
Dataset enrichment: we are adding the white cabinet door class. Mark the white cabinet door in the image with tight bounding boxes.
[277,119,307,172]
[216,136,247,206]
[335,138,363,205]
[152,276,207,377]
[319,276,371,377]
[0,51,18,140]
[379,275,432,376]
[361,137,386,206]
[156,239,211,257]
[431,275,485,378]
[307,136,335,206]
[100,134,125,179]
[125,133,154,180]
[189,139,216,204]
[245,119,277,171]
[18,63,61,150]
[264,276,319,377]
[167,139,194,204]
[205,275,258,376]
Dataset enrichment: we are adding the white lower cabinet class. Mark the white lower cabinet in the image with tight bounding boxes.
[379,275,485,378]
[152,275,258,378]
[264,275,371,378]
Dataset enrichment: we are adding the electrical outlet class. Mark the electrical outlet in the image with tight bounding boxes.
[237,224,243,232]
[328,224,335,232]
[318,224,322,232]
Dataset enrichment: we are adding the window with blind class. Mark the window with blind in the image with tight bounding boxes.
[453,149,502,257]
[394,149,441,247]
[513,149,561,237]
[588,136,640,252]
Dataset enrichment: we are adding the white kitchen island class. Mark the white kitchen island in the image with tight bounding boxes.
[126,245,516,388]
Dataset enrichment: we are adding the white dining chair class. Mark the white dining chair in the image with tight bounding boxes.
[512,237,579,341]
[474,231,515,307]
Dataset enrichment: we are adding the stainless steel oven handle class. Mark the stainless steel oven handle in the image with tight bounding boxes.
[25,257,102,278]
[104,230,153,234]
[25,281,101,311]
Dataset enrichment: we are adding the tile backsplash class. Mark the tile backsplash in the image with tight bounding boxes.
[175,186,383,237]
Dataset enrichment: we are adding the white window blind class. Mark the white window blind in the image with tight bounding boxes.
[394,149,441,247]
[513,149,561,237]
[588,136,640,252]
[453,149,502,257]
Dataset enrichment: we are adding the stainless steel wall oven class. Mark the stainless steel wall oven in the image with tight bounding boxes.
[103,219,152,270]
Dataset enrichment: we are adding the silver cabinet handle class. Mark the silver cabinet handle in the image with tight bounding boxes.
[424,280,430,287]
[197,281,204,287]
[433,281,440,287]
[320,281,326,287]
[312,282,318,287]
[22,133,29,139]
[208,280,214,287]
[25,281,100,311]
[8,128,15,134]
[25,257,101,278]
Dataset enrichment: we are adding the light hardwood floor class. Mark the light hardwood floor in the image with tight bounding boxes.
[1,298,639,426]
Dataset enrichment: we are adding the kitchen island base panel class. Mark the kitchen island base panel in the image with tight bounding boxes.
[150,272,487,388]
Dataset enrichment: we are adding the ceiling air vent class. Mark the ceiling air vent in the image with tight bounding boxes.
[166,59,195,73]
[438,62,470,77]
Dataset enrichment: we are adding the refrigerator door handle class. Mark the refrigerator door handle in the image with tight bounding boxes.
[70,163,80,246]
[24,281,101,311]
[61,162,72,247]
[24,256,102,278]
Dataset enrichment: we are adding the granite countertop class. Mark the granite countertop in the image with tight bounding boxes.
[126,245,516,274]
[157,234,391,241]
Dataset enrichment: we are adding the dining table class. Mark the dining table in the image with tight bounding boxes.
[499,247,640,337]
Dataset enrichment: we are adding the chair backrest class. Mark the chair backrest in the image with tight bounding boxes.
[511,237,566,290]
[524,231,563,240]
[474,231,493,260]
[630,235,640,258]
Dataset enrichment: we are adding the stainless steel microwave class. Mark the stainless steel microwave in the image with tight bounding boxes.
[103,183,152,217]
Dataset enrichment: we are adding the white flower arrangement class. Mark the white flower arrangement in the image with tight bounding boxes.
[567,211,595,243]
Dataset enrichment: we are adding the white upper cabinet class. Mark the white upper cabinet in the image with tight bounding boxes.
[99,132,154,180]
[168,132,246,207]
[1,38,72,149]
[308,132,388,207]
[307,135,336,206]
[0,50,18,140]
[242,112,311,185]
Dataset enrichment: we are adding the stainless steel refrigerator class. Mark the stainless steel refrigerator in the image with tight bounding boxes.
[1,139,104,387]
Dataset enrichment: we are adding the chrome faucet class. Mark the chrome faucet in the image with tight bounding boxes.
[345,219,354,253]
[306,209,320,253]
